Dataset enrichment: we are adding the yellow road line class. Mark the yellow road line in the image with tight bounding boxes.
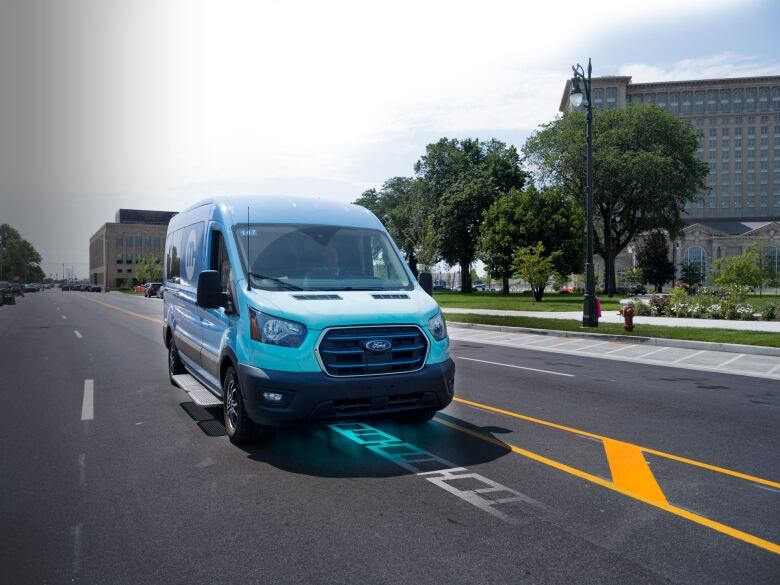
[454,396,780,490]
[76,294,163,325]
[603,439,667,505]
[435,418,780,555]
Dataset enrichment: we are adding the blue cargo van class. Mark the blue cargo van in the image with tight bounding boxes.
[163,196,455,443]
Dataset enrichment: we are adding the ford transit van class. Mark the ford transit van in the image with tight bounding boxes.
[163,196,455,444]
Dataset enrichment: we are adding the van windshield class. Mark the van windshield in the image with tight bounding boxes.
[232,224,413,291]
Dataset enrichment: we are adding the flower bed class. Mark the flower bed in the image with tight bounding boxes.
[621,286,778,321]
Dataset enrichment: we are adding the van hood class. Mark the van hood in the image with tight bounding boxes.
[243,288,441,330]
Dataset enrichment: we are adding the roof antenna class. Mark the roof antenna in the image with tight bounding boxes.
[246,205,251,291]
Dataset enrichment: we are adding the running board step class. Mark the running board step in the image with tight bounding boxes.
[172,374,223,407]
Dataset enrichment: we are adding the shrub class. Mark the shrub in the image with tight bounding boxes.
[649,295,669,316]
[761,302,778,321]
[734,304,755,320]
[627,300,652,316]
[629,284,647,295]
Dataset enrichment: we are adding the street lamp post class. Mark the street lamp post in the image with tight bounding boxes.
[570,58,598,327]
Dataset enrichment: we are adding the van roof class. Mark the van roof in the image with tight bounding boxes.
[177,195,383,230]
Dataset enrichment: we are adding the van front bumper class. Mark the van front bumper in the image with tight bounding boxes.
[237,359,455,426]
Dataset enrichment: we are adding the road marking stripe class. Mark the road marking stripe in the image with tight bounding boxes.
[457,356,575,377]
[572,340,611,351]
[435,418,780,555]
[634,346,671,359]
[453,396,780,490]
[672,350,706,363]
[76,294,163,324]
[74,330,82,339]
[767,362,780,374]
[545,339,585,349]
[602,439,667,504]
[601,344,636,355]
[81,380,94,421]
[716,353,746,369]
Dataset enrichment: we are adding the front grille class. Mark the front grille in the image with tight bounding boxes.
[333,392,423,413]
[371,294,410,299]
[317,325,428,376]
[292,294,342,300]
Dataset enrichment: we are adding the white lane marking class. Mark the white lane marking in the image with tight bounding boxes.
[71,523,83,576]
[545,339,585,349]
[74,330,82,339]
[715,353,746,369]
[634,346,671,359]
[457,356,575,377]
[62,315,67,320]
[78,453,86,486]
[768,363,780,374]
[753,484,780,494]
[81,379,94,421]
[329,422,553,525]
[601,343,637,355]
[672,350,706,363]
[572,340,611,351]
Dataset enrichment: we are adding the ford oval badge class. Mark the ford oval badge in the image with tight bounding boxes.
[364,339,392,352]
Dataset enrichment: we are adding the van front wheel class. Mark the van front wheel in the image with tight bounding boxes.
[223,366,263,444]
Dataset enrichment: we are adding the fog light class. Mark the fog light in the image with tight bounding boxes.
[262,392,284,402]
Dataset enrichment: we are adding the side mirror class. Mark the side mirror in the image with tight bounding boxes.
[197,270,226,308]
[418,272,433,296]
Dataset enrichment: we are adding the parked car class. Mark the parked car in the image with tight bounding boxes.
[473,282,486,291]
[0,281,15,305]
[145,282,162,298]
[163,196,454,445]
[23,283,40,293]
[432,284,449,291]
[90,284,102,292]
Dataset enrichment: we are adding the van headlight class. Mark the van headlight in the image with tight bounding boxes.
[427,311,448,341]
[249,308,307,348]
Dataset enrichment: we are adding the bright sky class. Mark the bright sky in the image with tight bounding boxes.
[1,0,779,278]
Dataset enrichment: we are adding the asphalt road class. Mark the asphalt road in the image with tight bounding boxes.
[1,290,778,585]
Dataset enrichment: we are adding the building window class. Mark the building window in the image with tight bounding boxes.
[719,89,731,113]
[657,92,667,110]
[694,91,704,114]
[593,88,604,109]
[684,246,707,280]
[759,87,770,112]
[669,92,680,114]
[763,246,780,273]
[682,92,692,114]
[707,90,717,114]
[644,93,655,105]
[116,253,123,264]
[606,87,617,108]
[746,88,757,112]
[732,89,743,112]
[773,87,780,111]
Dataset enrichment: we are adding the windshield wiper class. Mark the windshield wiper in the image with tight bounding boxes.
[247,273,303,291]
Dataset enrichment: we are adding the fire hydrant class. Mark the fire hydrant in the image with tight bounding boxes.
[623,305,634,332]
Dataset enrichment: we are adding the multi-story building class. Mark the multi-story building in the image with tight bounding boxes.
[560,74,780,283]
[89,209,177,289]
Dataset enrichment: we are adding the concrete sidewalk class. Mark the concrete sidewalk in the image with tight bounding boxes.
[442,307,780,332]
[448,323,780,380]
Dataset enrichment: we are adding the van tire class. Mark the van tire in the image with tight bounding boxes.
[168,339,185,383]
[403,409,437,423]
[223,366,262,444]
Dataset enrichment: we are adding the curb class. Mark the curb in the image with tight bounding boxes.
[447,321,780,358]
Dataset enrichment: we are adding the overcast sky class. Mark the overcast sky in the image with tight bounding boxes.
[1,0,779,278]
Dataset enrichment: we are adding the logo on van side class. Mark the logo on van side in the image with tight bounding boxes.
[364,339,392,352]
[184,230,197,282]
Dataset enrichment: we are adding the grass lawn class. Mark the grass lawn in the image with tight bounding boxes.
[445,313,780,348]
[433,291,622,312]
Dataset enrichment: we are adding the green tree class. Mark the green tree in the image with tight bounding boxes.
[354,177,434,277]
[512,242,561,302]
[680,263,702,288]
[523,104,707,296]
[478,183,583,295]
[0,223,44,282]
[415,138,526,292]
[759,246,779,292]
[713,244,763,288]
[135,255,163,284]
[636,231,675,293]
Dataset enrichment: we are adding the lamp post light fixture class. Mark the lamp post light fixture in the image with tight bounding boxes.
[570,58,598,327]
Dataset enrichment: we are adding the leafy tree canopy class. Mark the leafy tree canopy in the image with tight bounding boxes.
[636,231,675,292]
[478,183,583,294]
[512,242,561,302]
[0,223,44,282]
[523,104,707,295]
[415,138,526,292]
[713,244,763,288]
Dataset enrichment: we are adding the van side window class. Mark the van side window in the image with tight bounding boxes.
[210,230,232,291]
[165,230,182,283]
